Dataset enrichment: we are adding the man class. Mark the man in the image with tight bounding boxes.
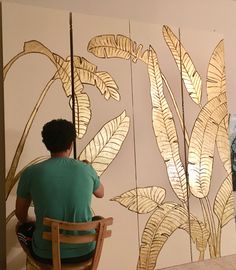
[15,119,104,263]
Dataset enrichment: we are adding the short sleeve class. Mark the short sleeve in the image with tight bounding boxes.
[17,168,31,199]
[89,165,100,192]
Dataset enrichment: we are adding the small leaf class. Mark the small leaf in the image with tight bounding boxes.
[111,186,166,214]
[87,34,149,64]
[79,111,130,176]
[180,219,209,254]
[207,40,226,101]
[138,203,189,270]
[69,93,91,139]
[214,174,234,227]
[163,25,202,104]
[188,93,227,198]
[148,46,187,203]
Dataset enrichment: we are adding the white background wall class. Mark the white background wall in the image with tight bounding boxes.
[2,0,236,270]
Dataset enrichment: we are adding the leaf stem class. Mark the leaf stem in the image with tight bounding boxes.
[5,77,55,199]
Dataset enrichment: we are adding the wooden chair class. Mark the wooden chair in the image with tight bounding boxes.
[19,217,113,270]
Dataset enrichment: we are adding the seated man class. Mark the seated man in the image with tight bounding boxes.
[15,119,104,264]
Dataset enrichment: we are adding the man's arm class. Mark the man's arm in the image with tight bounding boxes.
[15,197,32,223]
[93,183,104,198]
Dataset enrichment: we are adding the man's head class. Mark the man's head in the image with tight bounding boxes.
[41,119,76,153]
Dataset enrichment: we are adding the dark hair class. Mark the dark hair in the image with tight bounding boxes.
[41,119,76,153]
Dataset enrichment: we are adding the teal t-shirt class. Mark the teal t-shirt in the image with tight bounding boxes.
[17,157,100,259]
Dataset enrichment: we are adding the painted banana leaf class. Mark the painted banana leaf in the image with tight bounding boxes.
[163,25,202,105]
[216,116,231,174]
[207,40,226,101]
[137,202,189,270]
[72,56,120,101]
[180,218,209,259]
[148,46,187,203]
[111,186,166,214]
[214,174,234,227]
[7,40,119,139]
[79,111,130,176]
[87,34,149,64]
[188,93,227,198]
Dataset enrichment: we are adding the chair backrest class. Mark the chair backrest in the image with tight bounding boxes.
[43,217,113,270]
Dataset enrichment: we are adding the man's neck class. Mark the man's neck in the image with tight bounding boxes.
[51,150,70,158]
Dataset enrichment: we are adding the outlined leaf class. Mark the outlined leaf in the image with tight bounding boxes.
[87,34,149,64]
[79,111,130,176]
[111,186,166,214]
[214,174,234,227]
[180,219,209,256]
[188,93,228,198]
[69,93,91,139]
[70,56,120,101]
[137,203,189,270]
[54,54,84,96]
[216,116,231,174]
[207,40,226,101]
[163,25,202,104]
[148,46,187,203]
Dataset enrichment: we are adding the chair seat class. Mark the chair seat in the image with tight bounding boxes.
[27,253,93,270]
[21,242,93,270]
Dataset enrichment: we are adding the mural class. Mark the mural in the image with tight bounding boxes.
[86,27,234,269]
[3,4,234,268]
[4,40,130,247]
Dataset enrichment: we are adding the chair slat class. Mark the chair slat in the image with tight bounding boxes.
[43,230,112,244]
[43,217,113,231]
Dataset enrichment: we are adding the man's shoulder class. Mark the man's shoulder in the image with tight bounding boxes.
[22,159,49,175]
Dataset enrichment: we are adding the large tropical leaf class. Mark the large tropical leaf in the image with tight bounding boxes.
[216,116,231,174]
[53,54,84,96]
[79,111,130,176]
[188,93,228,198]
[70,56,120,101]
[148,46,187,203]
[207,40,226,101]
[163,25,202,105]
[137,203,189,270]
[180,218,209,257]
[87,34,149,64]
[214,174,234,227]
[111,186,166,214]
[23,41,120,138]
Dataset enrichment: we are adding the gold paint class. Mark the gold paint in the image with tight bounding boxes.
[4,24,234,270]
[163,25,202,105]
[97,28,233,268]
[207,40,226,101]
[79,111,130,176]
[5,41,126,199]
[111,186,166,214]
[188,93,227,198]
[87,34,149,64]
[148,46,187,203]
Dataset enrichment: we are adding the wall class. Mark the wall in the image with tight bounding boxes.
[3,1,236,270]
